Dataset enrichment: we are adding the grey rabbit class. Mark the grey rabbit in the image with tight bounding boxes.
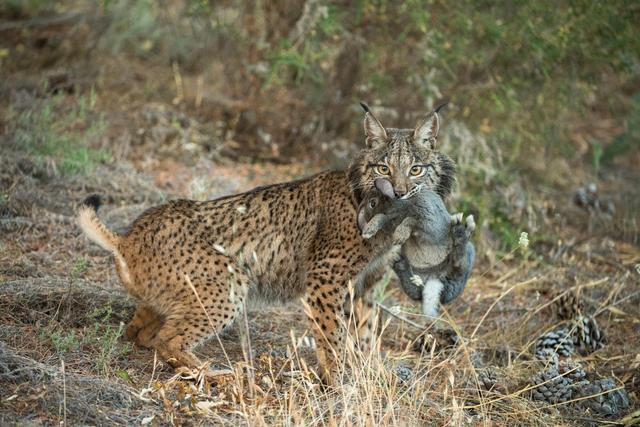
[358,179,476,317]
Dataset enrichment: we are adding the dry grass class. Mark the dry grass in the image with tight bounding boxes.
[1,119,639,425]
[1,3,638,423]
[1,170,638,426]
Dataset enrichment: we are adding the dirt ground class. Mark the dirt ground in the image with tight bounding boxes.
[1,131,639,425]
[1,3,640,426]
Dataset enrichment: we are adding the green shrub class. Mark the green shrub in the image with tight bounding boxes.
[12,91,110,176]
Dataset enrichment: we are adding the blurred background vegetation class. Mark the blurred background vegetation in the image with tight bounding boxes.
[1,0,639,250]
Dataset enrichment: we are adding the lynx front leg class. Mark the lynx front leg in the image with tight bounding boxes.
[342,263,387,356]
[305,270,351,386]
[345,292,379,354]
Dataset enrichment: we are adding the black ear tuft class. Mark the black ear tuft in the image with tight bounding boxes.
[359,102,371,114]
[81,194,102,211]
[434,102,449,114]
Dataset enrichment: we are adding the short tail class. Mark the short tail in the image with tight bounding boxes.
[77,195,120,252]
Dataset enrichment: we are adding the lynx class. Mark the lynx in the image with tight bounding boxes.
[77,104,455,384]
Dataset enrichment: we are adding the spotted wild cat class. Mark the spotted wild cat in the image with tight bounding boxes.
[77,104,456,384]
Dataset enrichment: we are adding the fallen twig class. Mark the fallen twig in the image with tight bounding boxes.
[376,302,425,331]
[0,12,84,32]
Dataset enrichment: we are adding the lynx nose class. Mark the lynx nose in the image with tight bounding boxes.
[394,188,407,198]
[391,179,407,198]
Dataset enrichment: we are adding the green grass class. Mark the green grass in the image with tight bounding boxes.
[49,329,82,354]
[87,304,131,375]
[85,0,638,179]
[12,91,111,176]
[71,257,90,279]
[43,303,131,376]
[602,94,640,164]
[84,321,130,376]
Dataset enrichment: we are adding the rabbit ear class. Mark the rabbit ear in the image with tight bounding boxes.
[357,202,369,233]
[374,178,395,199]
[413,111,440,149]
[360,102,388,148]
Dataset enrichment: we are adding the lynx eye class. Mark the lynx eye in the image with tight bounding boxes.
[373,164,390,175]
[409,165,425,177]
[369,199,378,209]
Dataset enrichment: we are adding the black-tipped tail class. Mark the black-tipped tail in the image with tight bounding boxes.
[77,194,119,252]
[81,194,102,211]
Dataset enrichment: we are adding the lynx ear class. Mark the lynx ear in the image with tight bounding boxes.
[360,102,388,148]
[413,111,440,149]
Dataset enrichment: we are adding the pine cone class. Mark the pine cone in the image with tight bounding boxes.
[469,350,484,369]
[553,292,584,320]
[572,316,605,354]
[477,367,499,391]
[393,365,413,384]
[530,364,573,403]
[534,348,560,364]
[534,328,574,360]
[575,378,630,416]
[557,360,586,382]
[411,328,460,353]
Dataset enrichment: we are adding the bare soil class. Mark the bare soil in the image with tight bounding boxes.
[1,4,639,426]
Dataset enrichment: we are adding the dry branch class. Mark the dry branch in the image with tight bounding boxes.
[0,12,84,32]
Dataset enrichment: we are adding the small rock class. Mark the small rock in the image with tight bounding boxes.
[261,375,273,388]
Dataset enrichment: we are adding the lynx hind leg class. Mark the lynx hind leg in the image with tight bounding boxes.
[148,272,248,372]
[125,305,163,348]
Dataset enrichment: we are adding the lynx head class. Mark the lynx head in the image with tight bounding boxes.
[348,103,455,205]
